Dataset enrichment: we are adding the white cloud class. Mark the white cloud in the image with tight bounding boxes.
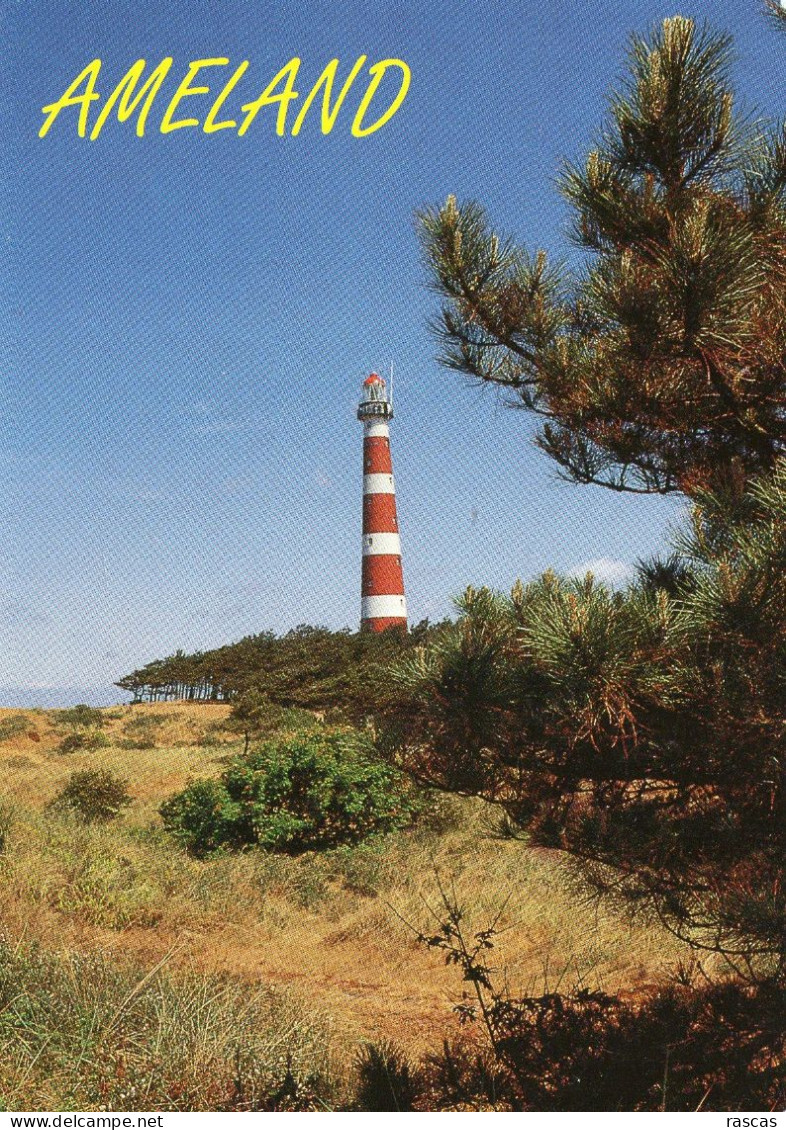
[568,558,635,587]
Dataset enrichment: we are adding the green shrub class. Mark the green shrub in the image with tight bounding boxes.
[53,704,105,730]
[49,769,133,823]
[160,778,247,856]
[57,730,111,755]
[161,730,418,856]
[0,715,31,743]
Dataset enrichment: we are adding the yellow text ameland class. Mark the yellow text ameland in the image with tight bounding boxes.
[39,56,411,140]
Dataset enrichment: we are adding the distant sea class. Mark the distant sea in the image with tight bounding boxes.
[0,686,132,709]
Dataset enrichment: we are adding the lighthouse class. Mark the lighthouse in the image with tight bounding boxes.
[357,373,408,632]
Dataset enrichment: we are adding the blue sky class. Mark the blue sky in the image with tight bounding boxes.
[1,0,782,705]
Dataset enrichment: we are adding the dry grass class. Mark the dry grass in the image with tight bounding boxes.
[0,703,692,1107]
[0,937,347,1111]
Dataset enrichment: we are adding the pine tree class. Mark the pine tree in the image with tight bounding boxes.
[395,18,785,1104]
[389,457,786,1105]
[418,17,786,496]
[394,462,785,980]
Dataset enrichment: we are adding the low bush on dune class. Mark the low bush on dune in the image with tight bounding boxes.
[53,704,105,731]
[49,769,133,824]
[0,714,32,743]
[160,729,419,857]
[120,712,169,749]
[56,730,111,755]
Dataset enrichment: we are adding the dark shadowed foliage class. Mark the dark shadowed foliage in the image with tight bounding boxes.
[408,983,785,1112]
[398,888,785,1111]
[392,463,786,979]
[354,1041,419,1112]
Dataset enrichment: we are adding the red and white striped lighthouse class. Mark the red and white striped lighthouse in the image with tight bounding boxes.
[357,373,407,632]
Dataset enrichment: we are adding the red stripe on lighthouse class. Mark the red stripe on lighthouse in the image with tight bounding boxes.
[363,436,393,475]
[362,493,399,533]
[362,554,405,596]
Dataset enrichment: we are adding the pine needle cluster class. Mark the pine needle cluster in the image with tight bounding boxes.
[418,17,786,496]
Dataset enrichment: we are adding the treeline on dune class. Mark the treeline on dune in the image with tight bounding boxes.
[115,620,443,718]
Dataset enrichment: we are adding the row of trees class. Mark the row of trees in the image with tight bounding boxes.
[116,621,441,720]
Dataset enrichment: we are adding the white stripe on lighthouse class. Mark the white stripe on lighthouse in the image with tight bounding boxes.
[363,473,395,495]
[361,594,408,620]
[362,532,401,555]
[363,420,391,439]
